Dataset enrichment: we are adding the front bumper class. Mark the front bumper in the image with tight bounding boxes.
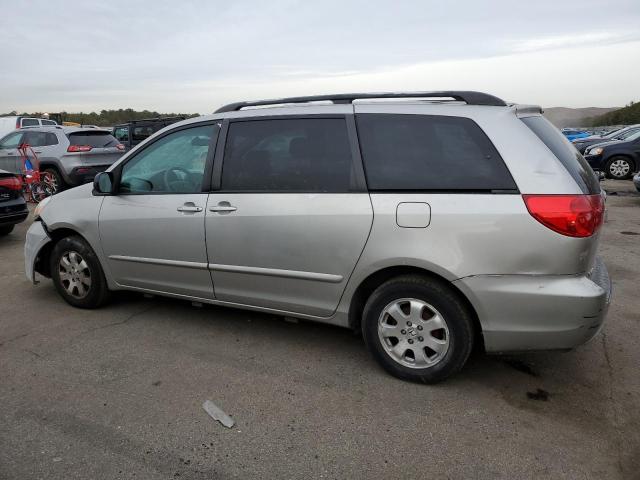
[454,257,611,352]
[584,153,604,171]
[24,220,52,284]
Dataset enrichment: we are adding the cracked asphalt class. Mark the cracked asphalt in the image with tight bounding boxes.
[1,179,639,479]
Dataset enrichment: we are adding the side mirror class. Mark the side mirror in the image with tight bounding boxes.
[93,171,115,195]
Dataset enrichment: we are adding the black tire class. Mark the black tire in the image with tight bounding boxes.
[605,156,634,180]
[362,275,474,384]
[50,235,111,308]
[42,167,65,192]
[0,225,15,236]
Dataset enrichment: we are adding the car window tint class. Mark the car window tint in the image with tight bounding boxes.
[0,132,24,149]
[120,124,217,194]
[221,118,354,192]
[521,116,600,194]
[114,127,129,142]
[67,131,119,147]
[132,126,155,141]
[41,119,56,125]
[23,132,49,147]
[45,133,59,146]
[356,114,516,191]
[21,119,39,127]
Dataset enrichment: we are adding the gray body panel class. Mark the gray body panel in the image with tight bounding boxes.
[99,194,213,299]
[205,193,373,316]
[25,98,611,353]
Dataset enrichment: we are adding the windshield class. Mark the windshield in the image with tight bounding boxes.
[603,128,623,138]
[624,130,640,142]
[618,128,640,140]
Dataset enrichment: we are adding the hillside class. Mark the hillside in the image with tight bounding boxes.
[543,107,619,128]
[588,102,640,126]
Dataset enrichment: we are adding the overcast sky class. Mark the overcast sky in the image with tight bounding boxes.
[1,0,638,113]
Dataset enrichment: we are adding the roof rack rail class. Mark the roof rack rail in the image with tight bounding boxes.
[215,91,506,113]
[127,116,186,124]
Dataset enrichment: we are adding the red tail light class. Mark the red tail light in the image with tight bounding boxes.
[523,194,604,238]
[67,145,92,152]
[16,119,20,129]
[116,143,125,151]
[0,176,22,191]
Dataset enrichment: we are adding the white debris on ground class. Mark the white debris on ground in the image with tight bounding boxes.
[202,400,235,428]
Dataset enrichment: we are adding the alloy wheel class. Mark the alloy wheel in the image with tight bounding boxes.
[377,298,450,368]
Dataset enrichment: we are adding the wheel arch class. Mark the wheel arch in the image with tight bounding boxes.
[34,226,94,278]
[347,265,484,351]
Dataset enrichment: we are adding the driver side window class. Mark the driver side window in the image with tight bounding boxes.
[120,124,217,194]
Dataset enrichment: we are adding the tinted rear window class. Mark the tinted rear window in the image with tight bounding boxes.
[67,131,119,148]
[521,116,600,194]
[356,114,517,191]
[21,118,39,127]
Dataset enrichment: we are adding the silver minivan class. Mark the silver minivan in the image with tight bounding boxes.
[24,91,611,383]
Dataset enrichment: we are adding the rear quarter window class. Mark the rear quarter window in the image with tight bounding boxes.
[521,116,600,194]
[356,114,517,191]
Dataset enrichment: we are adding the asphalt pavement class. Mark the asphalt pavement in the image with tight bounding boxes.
[1,180,639,479]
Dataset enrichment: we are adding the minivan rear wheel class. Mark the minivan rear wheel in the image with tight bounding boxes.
[50,235,110,308]
[605,156,634,180]
[362,275,474,383]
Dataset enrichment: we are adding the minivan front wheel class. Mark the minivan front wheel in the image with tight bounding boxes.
[50,235,110,308]
[605,156,634,180]
[362,275,474,383]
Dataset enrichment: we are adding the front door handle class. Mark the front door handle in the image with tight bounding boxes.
[177,202,203,213]
[209,201,237,214]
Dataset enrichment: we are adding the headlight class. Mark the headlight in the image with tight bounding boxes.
[587,147,604,156]
[33,195,52,219]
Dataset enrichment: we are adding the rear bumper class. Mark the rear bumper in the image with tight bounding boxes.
[454,257,611,352]
[68,165,110,186]
[24,220,52,284]
[0,198,29,226]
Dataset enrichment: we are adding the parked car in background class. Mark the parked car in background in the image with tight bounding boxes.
[562,129,591,141]
[25,91,610,384]
[0,116,58,139]
[0,126,124,191]
[584,130,640,179]
[573,125,640,153]
[113,116,186,151]
[0,169,28,236]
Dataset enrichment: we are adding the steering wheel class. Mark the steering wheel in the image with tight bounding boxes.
[163,167,196,192]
